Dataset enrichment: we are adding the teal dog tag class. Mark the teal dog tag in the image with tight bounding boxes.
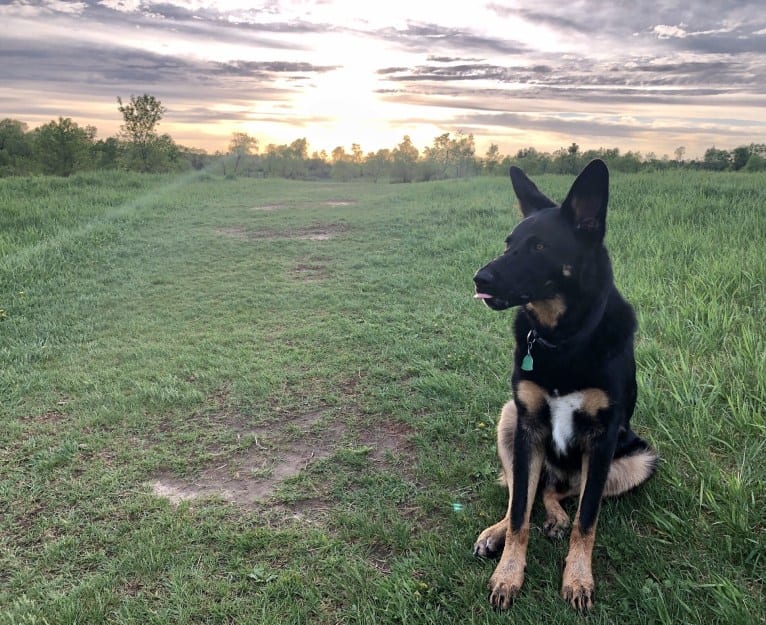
[522,330,536,371]
[521,353,534,371]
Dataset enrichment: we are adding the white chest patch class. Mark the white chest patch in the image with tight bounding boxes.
[546,392,584,455]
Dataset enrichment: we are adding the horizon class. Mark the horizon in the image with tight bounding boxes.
[2,1,765,160]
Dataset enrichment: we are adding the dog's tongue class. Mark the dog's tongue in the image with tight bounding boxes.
[474,293,493,300]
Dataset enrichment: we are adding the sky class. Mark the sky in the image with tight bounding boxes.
[1,0,765,159]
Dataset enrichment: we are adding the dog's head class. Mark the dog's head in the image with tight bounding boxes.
[474,159,609,313]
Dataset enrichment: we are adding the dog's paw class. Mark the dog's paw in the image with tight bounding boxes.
[473,534,502,558]
[561,577,595,614]
[473,520,507,558]
[488,578,521,610]
[543,514,570,540]
[487,558,525,610]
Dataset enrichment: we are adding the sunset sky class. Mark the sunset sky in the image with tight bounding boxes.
[2,0,765,159]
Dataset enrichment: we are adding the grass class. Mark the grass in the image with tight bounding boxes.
[1,169,764,624]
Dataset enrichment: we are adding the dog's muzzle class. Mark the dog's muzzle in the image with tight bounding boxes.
[473,267,515,310]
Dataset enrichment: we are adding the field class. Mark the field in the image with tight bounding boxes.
[1,169,764,624]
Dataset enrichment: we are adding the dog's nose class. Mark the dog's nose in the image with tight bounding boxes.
[474,267,495,290]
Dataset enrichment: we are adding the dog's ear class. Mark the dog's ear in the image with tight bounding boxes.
[510,166,556,217]
[560,159,609,243]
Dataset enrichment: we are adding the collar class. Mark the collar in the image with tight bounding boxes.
[524,288,610,352]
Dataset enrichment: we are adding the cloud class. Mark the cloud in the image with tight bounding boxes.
[426,55,484,63]
[376,52,766,99]
[214,61,339,75]
[0,0,88,17]
[372,22,528,55]
[377,62,555,84]
[649,18,766,54]
[511,7,598,34]
[653,24,689,39]
[0,34,333,91]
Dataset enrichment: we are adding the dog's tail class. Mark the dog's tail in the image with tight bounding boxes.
[605,430,658,497]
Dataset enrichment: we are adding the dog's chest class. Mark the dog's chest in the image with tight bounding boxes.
[546,391,584,455]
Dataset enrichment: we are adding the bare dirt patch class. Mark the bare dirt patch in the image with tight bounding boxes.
[21,410,66,424]
[250,200,357,211]
[216,223,348,242]
[252,204,288,211]
[150,408,347,508]
[290,263,328,282]
[150,441,333,507]
[358,420,416,467]
[216,225,251,240]
[149,384,418,511]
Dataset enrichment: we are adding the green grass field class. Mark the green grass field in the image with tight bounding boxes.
[1,170,764,624]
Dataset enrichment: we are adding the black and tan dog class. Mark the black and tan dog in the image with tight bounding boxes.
[473,159,657,612]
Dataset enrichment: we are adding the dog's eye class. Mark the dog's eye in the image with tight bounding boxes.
[535,242,545,251]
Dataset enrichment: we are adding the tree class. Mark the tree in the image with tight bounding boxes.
[453,130,475,178]
[702,147,730,171]
[181,146,209,171]
[350,143,364,177]
[0,118,33,175]
[730,145,751,171]
[674,146,686,163]
[617,150,643,173]
[117,94,167,171]
[420,131,476,180]
[550,143,582,174]
[288,138,308,160]
[484,143,501,175]
[565,142,581,174]
[365,149,391,182]
[92,137,120,169]
[425,132,454,178]
[32,117,95,176]
[227,132,258,175]
[329,143,365,179]
[743,152,766,172]
[391,135,419,183]
[513,147,548,175]
[330,146,353,182]
[263,138,310,179]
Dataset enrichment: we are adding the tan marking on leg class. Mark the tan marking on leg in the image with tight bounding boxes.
[524,295,566,328]
[475,401,517,558]
[496,400,517,488]
[497,401,518,447]
[562,455,597,613]
[488,444,544,610]
[542,485,575,539]
[603,449,658,497]
[474,517,509,558]
[562,523,597,613]
[515,381,546,415]
[581,389,610,417]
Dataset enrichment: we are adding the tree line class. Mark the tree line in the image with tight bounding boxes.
[2,94,765,180]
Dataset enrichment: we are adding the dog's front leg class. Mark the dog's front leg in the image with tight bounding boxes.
[562,429,619,613]
[488,420,543,610]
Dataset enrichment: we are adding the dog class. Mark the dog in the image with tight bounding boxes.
[472,159,657,613]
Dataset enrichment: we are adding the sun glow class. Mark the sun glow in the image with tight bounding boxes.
[253,33,402,153]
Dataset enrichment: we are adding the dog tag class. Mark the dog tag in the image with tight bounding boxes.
[522,330,536,371]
